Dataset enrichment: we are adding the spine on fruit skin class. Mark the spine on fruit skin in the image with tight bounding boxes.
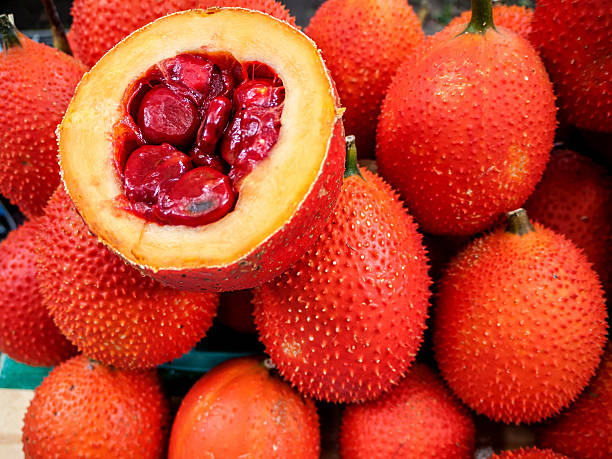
[506,208,535,236]
[343,135,364,179]
[465,0,496,34]
[0,14,22,50]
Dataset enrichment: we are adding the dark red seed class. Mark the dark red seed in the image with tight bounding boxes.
[233,79,285,110]
[153,167,236,226]
[188,146,226,172]
[137,86,200,149]
[192,96,232,160]
[164,54,214,93]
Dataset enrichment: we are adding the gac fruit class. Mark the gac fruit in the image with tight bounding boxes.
[59,9,345,292]
[0,15,84,218]
[339,364,475,459]
[447,5,533,40]
[168,356,319,459]
[22,355,169,459]
[305,0,424,157]
[376,0,556,236]
[434,209,608,424]
[36,188,219,369]
[254,138,431,402]
[490,447,570,459]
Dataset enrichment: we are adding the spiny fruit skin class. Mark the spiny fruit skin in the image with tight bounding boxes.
[22,355,169,459]
[377,24,556,236]
[198,0,296,26]
[0,29,85,218]
[0,220,76,366]
[339,364,475,459]
[490,447,570,459]
[305,0,424,157]
[530,0,611,132]
[254,167,431,403]
[169,357,319,459]
[434,218,608,424]
[538,345,612,458]
[525,149,611,291]
[36,187,219,369]
[447,5,533,40]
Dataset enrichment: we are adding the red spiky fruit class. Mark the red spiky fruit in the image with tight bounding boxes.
[538,344,612,458]
[491,447,570,459]
[530,0,611,132]
[254,139,431,402]
[0,16,84,218]
[0,219,76,366]
[525,149,611,291]
[434,209,608,424]
[36,187,218,369]
[339,364,475,459]
[22,355,169,458]
[447,5,533,39]
[197,0,296,26]
[305,0,424,157]
[376,0,556,236]
[217,290,256,334]
[169,356,319,458]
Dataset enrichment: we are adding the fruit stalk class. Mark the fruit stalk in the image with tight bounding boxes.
[506,208,535,236]
[343,135,363,179]
[40,0,72,55]
[0,14,21,50]
[465,0,495,33]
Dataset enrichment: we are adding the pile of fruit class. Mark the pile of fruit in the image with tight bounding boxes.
[0,0,610,457]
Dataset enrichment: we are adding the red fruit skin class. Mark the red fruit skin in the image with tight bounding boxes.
[197,0,296,27]
[305,0,424,157]
[434,223,608,424]
[377,25,556,236]
[217,289,256,334]
[446,5,533,40]
[168,356,319,459]
[490,447,570,459]
[530,0,612,133]
[36,187,219,369]
[254,168,431,403]
[339,364,475,459]
[0,33,85,218]
[0,220,76,366]
[538,345,612,458]
[525,149,611,292]
[22,355,169,459]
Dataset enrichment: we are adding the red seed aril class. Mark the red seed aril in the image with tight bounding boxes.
[192,96,232,164]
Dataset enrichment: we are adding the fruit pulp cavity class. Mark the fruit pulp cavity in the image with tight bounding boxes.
[114,52,285,227]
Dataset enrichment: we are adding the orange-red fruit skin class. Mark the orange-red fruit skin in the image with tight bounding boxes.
[0,220,76,366]
[168,356,319,459]
[36,188,219,369]
[434,223,608,423]
[525,149,611,291]
[197,0,296,26]
[0,34,84,218]
[22,355,169,459]
[339,364,475,459]
[305,0,424,157]
[377,26,556,236]
[530,0,611,132]
[491,447,570,459]
[538,345,612,458]
[447,5,533,40]
[254,168,431,403]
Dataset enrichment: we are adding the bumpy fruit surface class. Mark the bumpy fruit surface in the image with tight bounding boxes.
[254,142,431,402]
[305,0,424,157]
[0,16,84,218]
[377,2,555,236]
[490,447,570,459]
[530,0,611,132]
[447,5,533,39]
[434,209,608,424]
[525,149,611,291]
[36,188,218,369]
[340,364,475,459]
[0,220,76,366]
[538,345,612,458]
[22,355,169,459]
[169,356,319,459]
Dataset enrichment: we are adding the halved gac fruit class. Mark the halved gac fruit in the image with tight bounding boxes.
[59,8,345,291]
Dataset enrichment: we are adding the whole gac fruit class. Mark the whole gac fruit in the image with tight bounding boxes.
[168,356,319,459]
[306,0,424,157]
[339,364,475,459]
[524,149,611,291]
[538,344,612,458]
[434,209,608,424]
[376,0,556,236]
[35,187,219,369]
[530,0,611,132]
[253,138,431,402]
[490,447,570,459]
[0,219,76,366]
[22,355,170,459]
[446,5,533,40]
[0,16,85,218]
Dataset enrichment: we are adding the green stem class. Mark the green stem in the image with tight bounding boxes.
[464,0,496,34]
[505,208,535,236]
[41,0,72,55]
[344,135,363,180]
[0,15,22,50]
